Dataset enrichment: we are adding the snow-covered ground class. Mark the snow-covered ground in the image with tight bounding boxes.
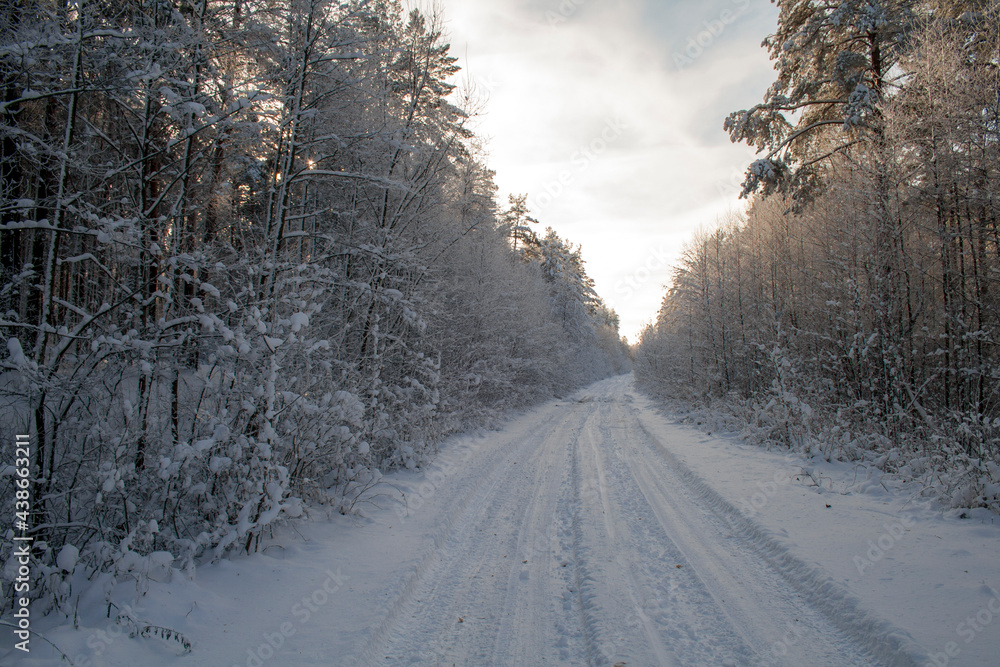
[4,375,999,666]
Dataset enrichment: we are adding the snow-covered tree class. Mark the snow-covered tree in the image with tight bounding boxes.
[641,7,1000,511]
[725,0,919,200]
[0,0,628,617]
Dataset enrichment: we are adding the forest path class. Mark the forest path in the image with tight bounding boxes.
[350,375,882,666]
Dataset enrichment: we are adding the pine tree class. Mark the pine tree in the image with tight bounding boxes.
[725,0,918,200]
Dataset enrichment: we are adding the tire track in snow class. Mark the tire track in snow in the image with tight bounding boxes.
[491,412,584,666]
[351,407,563,665]
[354,401,593,666]
[600,395,871,665]
[620,377,925,667]
[565,410,620,666]
[353,376,900,666]
[578,399,757,666]
[574,409,679,666]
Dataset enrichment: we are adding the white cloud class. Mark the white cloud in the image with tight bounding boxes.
[439,0,779,341]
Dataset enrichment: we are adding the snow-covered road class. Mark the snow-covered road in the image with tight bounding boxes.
[354,375,878,667]
[13,374,1000,667]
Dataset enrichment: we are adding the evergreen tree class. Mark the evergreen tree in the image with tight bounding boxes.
[725,0,918,200]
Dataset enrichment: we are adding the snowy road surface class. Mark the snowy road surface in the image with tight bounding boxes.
[352,375,879,667]
[12,374,1000,666]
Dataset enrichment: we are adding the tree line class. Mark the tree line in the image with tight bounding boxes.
[0,0,628,613]
[636,0,1000,511]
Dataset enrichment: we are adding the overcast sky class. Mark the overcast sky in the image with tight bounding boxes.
[438,0,781,342]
